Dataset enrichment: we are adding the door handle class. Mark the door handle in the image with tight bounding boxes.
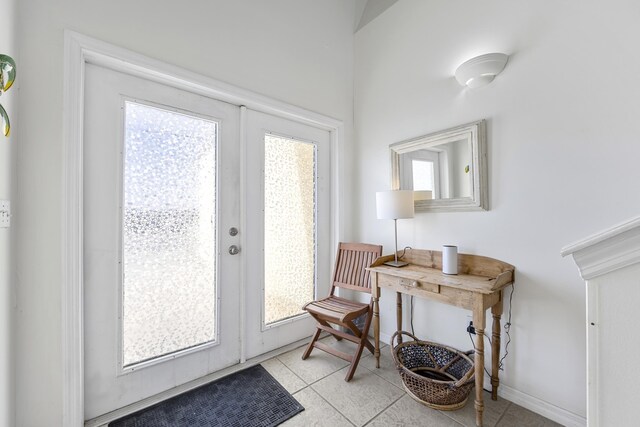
[228,245,240,255]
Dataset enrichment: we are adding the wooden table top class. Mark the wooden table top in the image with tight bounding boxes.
[367,248,514,295]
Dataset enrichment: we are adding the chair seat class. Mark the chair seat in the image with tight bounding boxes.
[301,242,382,381]
[303,296,369,323]
[302,295,369,322]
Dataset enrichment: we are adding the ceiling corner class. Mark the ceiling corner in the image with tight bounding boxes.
[355,0,399,33]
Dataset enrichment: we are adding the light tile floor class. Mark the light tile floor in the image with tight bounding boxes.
[262,337,561,427]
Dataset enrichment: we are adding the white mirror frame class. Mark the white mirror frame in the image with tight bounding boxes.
[390,120,488,212]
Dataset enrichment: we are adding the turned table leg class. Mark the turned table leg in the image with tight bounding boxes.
[372,274,381,369]
[491,295,504,401]
[396,292,403,343]
[473,304,486,427]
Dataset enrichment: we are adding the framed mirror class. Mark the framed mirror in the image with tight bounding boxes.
[390,120,488,212]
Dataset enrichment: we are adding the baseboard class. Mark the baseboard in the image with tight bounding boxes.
[379,330,586,426]
[493,381,586,427]
[379,330,394,347]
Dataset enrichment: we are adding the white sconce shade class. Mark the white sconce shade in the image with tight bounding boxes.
[376,190,415,220]
[455,53,509,89]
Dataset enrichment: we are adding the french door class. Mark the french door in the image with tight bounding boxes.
[83,63,242,420]
[83,63,331,420]
[244,110,331,358]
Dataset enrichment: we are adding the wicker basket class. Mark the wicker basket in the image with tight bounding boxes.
[391,331,475,411]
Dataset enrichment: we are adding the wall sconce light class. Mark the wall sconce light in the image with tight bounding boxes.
[455,53,508,89]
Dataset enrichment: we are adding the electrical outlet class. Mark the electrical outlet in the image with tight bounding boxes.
[0,200,9,228]
[467,320,476,335]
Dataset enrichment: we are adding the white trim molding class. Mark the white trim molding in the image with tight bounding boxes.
[62,30,343,426]
[562,215,640,427]
[497,383,586,427]
[561,215,640,280]
[62,32,86,427]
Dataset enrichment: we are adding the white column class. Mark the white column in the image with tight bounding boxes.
[562,216,640,427]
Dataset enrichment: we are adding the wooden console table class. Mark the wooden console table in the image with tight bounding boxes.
[367,249,514,427]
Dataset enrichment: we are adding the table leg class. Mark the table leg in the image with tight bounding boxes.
[491,295,504,401]
[473,305,486,427]
[373,295,380,368]
[396,292,403,343]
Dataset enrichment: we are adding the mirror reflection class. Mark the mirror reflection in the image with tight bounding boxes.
[390,120,488,212]
[400,138,472,200]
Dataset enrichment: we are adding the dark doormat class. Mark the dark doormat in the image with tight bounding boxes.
[109,364,304,427]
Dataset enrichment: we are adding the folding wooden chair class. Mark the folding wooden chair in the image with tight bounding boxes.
[302,242,383,381]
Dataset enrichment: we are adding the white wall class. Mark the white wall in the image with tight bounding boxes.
[354,0,640,423]
[15,1,355,425]
[0,0,17,424]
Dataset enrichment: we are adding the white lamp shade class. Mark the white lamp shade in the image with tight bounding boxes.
[376,190,415,220]
[455,53,509,89]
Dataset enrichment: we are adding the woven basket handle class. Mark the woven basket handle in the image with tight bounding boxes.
[390,330,420,347]
[452,351,476,388]
[389,330,421,368]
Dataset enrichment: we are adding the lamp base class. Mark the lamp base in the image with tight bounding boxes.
[383,260,409,268]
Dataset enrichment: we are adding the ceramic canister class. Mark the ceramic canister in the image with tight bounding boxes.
[442,245,458,275]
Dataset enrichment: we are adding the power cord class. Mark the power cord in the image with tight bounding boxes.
[468,333,493,378]
[404,246,415,336]
[399,246,412,260]
[467,283,515,374]
[499,282,515,371]
[410,295,415,335]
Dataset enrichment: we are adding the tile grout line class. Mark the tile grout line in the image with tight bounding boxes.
[276,339,350,387]
[270,356,310,393]
[361,393,405,427]
[306,384,357,427]
[306,362,399,427]
[277,340,403,426]
[438,408,467,427]
[437,395,512,427]
[274,347,355,425]
[438,403,468,426]
[326,363,405,427]
[352,359,407,393]
[282,358,349,388]
[365,364,404,391]
[269,358,355,426]
[302,364,349,387]
[493,401,512,427]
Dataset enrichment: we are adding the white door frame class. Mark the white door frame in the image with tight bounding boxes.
[62,30,343,427]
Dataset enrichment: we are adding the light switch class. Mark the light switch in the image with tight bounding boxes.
[0,200,10,228]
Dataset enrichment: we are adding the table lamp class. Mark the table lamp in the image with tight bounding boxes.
[376,190,414,267]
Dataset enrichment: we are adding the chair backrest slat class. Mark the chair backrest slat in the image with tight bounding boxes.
[331,242,383,295]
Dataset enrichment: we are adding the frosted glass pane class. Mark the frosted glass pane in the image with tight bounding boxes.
[412,159,434,191]
[264,134,316,325]
[123,101,217,367]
